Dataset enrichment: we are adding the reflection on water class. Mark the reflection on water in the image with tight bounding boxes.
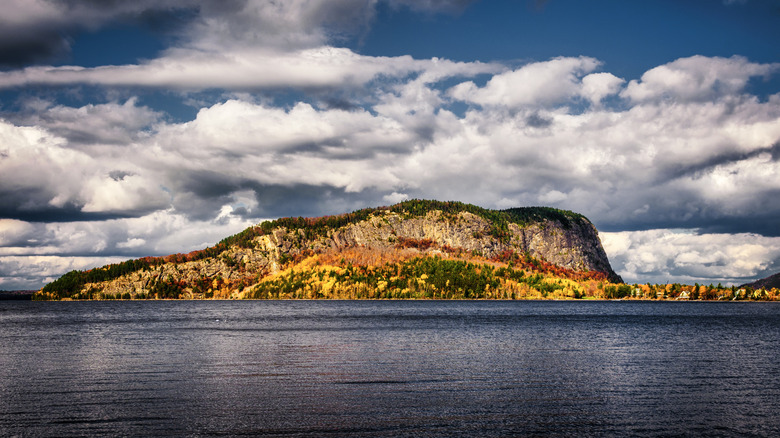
[1,300,779,436]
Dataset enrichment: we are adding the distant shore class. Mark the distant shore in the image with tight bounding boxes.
[27,296,780,302]
[0,291,34,300]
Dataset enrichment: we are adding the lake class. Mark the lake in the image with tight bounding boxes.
[1,300,779,436]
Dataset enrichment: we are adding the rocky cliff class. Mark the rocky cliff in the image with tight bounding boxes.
[41,200,622,299]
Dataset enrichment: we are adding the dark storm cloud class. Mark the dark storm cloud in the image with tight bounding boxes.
[662,141,780,182]
[598,207,780,238]
[0,31,72,68]
[109,170,134,181]
[0,0,204,67]
[696,210,780,237]
[0,185,72,221]
[177,170,241,200]
[525,111,553,128]
[316,96,364,112]
[0,196,154,223]
[175,176,390,221]
[166,170,243,221]
[249,183,393,219]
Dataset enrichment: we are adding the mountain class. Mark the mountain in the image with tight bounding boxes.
[37,200,623,300]
[741,272,780,290]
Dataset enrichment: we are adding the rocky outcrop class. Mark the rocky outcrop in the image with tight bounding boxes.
[82,207,621,297]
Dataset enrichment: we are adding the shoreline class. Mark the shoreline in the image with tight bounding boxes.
[27,296,779,303]
[0,292,33,301]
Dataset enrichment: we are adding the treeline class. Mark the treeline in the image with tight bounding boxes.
[635,282,780,301]
[253,199,587,242]
[502,206,584,229]
[386,199,583,227]
[388,200,585,241]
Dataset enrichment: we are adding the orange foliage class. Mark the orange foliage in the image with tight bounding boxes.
[394,237,436,251]
[491,249,609,282]
[319,245,416,267]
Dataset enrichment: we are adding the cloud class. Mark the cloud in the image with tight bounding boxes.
[186,0,379,52]
[2,56,778,235]
[0,207,259,289]
[602,229,780,285]
[0,255,127,290]
[0,117,170,221]
[622,55,779,103]
[0,46,497,92]
[147,99,418,215]
[13,98,161,145]
[0,219,36,247]
[382,192,409,204]
[0,0,485,72]
[448,56,607,108]
[580,72,625,106]
[0,0,373,66]
[0,0,202,66]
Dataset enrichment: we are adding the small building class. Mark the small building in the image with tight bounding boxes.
[676,291,690,300]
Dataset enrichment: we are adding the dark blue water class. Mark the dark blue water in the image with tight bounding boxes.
[1,300,779,437]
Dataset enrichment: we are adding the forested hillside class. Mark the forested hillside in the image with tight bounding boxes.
[36,200,623,300]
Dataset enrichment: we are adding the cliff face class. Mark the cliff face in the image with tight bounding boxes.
[81,206,621,298]
[323,210,616,276]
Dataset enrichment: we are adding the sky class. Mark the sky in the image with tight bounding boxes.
[1,0,779,289]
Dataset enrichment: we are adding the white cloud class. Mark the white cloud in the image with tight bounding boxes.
[621,55,779,103]
[4,57,778,231]
[0,116,169,218]
[0,45,500,94]
[19,98,160,145]
[0,120,83,209]
[157,99,412,156]
[382,192,409,204]
[539,190,568,204]
[146,98,452,198]
[448,56,602,108]
[0,219,36,246]
[0,208,259,289]
[80,173,168,213]
[0,255,127,290]
[602,229,780,285]
[117,238,146,249]
[581,72,625,105]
